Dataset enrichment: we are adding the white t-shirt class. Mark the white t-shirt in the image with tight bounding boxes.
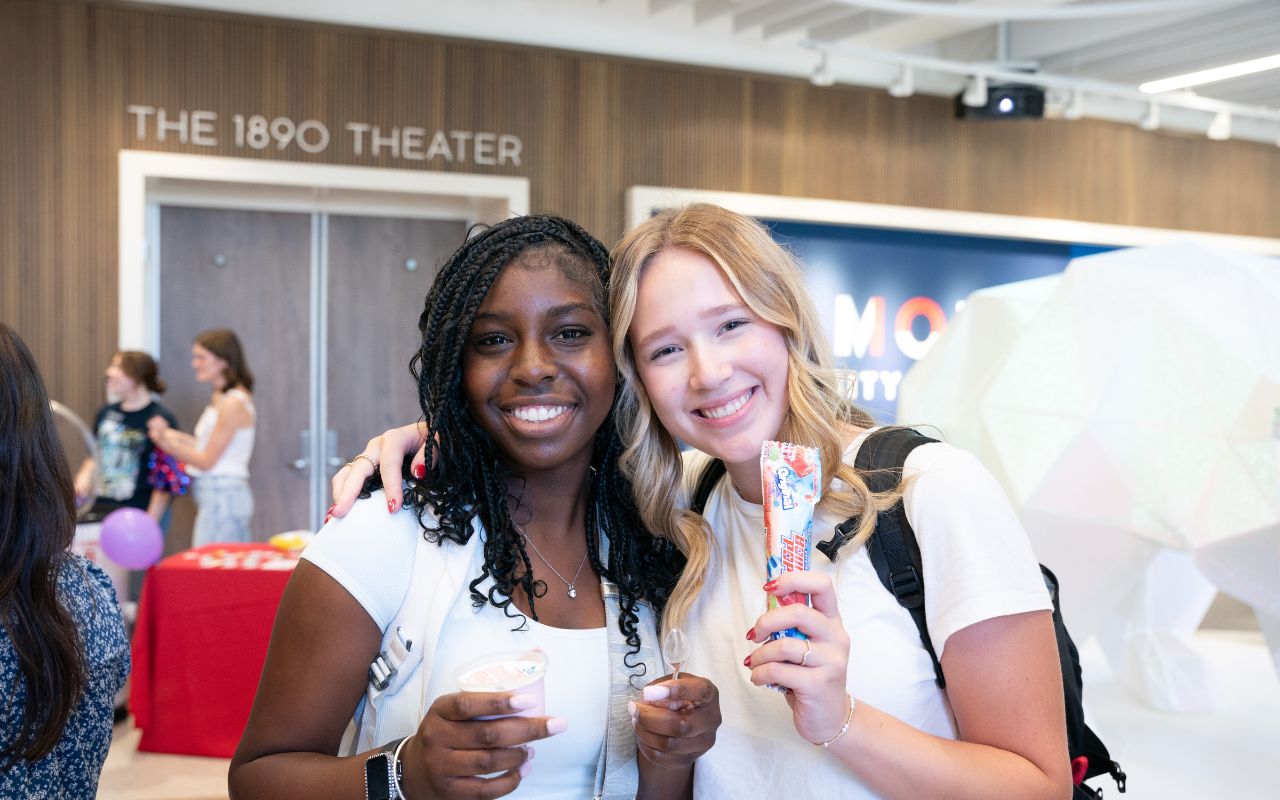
[302,498,608,800]
[685,432,1052,799]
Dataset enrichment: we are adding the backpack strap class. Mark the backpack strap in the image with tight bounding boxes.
[854,427,946,688]
[689,456,728,517]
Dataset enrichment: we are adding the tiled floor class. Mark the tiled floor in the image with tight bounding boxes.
[98,722,230,800]
[98,628,1278,799]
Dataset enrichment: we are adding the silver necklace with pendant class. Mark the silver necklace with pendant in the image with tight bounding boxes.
[515,523,589,599]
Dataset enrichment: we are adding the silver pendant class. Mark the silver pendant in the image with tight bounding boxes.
[568,587,577,599]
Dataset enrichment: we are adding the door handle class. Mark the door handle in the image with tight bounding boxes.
[292,429,311,471]
[325,429,343,469]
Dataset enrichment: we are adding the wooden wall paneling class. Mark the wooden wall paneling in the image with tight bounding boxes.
[776,80,810,198]
[3,0,1279,448]
[0,2,34,348]
[576,59,620,244]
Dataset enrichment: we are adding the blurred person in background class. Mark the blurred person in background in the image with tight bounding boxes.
[0,323,130,798]
[148,328,256,546]
[73,351,179,526]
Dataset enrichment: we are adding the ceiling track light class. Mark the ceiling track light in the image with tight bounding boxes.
[1207,109,1231,141]
[811,51,834,87]
[1063,88,1085,120]
[888,64,914,98]
[799,41,1280,144]
[962,74,988,108]
[1139,102,1160,131]
[820,0,1225,22]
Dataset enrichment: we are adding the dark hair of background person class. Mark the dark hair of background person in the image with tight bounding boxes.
[116,350,166,394]
[0,323,86,766]
[194,328,255,392]
[383,214,686,668]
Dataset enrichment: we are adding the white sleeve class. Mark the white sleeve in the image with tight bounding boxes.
[903,443,1052,660]
[300,489,424,632]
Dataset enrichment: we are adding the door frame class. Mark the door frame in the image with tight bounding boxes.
[120,150,530,352]
[118,150,529,530]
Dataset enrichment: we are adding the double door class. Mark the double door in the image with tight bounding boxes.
[158,205,465,542]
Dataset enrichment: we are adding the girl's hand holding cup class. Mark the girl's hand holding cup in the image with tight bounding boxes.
[397,690,566,800]
[396,650,564,799]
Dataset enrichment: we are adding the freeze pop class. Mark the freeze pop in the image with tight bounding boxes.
[761,440,821,640]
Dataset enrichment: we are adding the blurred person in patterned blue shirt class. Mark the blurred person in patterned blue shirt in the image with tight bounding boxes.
[0,323,129,798]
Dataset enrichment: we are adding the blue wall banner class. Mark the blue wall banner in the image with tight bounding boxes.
[766,219,1113,422]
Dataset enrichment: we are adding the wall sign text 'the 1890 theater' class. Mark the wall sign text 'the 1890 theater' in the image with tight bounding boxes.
[125,105,523,167]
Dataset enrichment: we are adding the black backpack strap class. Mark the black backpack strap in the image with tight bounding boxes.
[1043,566,1127,793]
[689,456,727,516]
[850,427,946,688]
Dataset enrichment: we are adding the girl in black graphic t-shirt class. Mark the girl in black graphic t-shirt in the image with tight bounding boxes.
[74,351,178,523]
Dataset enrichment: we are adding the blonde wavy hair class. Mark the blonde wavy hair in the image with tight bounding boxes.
[609,203,900,631]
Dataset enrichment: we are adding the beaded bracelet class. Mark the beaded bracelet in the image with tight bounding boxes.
[812,694,856,748]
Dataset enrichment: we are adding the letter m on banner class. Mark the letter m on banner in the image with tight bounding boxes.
[833,294,885,358]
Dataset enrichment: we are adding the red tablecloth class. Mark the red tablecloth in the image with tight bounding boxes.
[131,543,297,757]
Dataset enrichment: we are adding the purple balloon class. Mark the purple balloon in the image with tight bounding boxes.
[100,508,164,569]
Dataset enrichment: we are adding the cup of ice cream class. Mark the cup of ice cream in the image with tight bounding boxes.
[454,649,547,719]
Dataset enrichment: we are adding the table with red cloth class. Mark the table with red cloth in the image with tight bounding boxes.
[131,543,298,757]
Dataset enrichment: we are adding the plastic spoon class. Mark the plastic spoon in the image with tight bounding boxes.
[662,627,689,680]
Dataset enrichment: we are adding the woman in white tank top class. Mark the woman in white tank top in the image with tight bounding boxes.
[149,328,256,546]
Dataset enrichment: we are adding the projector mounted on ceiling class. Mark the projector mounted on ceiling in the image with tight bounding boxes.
[955,83,1045,120]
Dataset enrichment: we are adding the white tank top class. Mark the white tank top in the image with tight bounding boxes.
[189,388,256,478]
[424,592,608,799]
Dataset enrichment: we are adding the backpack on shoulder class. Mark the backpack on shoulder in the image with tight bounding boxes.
[690,427,1127,799]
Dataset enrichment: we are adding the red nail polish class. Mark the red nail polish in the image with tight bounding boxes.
[324,514,332,524]
[326,505,336,517]
[412,463,426,480]
[763,579,779,592]
[387,499,397,513]
[745,628,756,641]
[743,655,751,668]
[1071,756,1089,786]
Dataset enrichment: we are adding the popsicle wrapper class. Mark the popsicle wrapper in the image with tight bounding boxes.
[761,440,822,640]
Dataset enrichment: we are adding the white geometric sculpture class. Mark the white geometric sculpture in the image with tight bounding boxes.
[899,243,1280,709]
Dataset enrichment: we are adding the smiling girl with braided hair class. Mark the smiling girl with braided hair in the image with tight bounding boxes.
[231,215,720,800]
